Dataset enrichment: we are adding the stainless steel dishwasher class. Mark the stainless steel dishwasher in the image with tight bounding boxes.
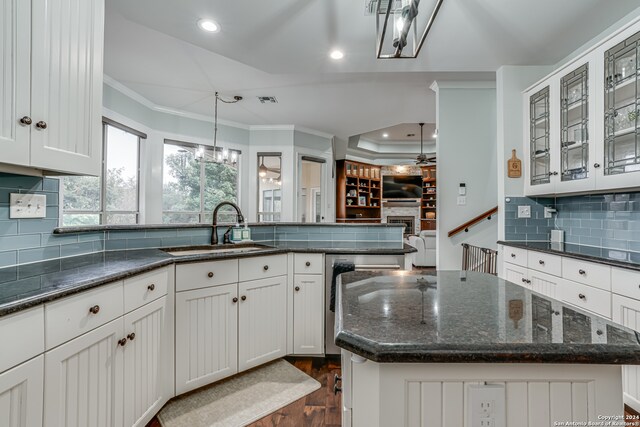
[324,253,406,355]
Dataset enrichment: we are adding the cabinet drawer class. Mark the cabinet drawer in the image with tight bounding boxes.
[612,267,640,300]
[527,251,561,276]
[562,258,611,291]
[45,281,124,350]
[294,253,323,275]
[176,259,239,292]
[559,279,611,319]
[239,254,288,282]
[504,247,527,267]
[124,267,169,313]
[0,307,44,374]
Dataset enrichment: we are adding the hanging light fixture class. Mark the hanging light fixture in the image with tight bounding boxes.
[258,156,268,177]
[376,0,445,59]
[415,123,428,165]
[211,91,242,166]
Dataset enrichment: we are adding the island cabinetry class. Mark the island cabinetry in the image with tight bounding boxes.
[0,0,104,175]
[175,254,288,392]
[292,253,324,355]
[0,355,44,427]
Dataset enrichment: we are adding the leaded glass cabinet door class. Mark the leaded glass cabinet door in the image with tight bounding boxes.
[528,86,553,190]
[560,64,589,181]
[604,30,640,178]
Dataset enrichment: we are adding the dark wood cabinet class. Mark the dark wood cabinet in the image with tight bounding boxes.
[420,165,437,231]
[336,160,382,223]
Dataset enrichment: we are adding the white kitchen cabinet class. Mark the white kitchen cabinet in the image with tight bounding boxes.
[293,274,324,355]
[0,355,44,427]
[175,284,238,394]
[529,269,561,299]
[502,262,529,288]
[612,293,640,411]
[238,276,287,372]
[0,0,104,175]
[44,318,124,427]
[123,297,171,427]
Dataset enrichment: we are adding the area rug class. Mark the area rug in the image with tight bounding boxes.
[157,359,321,427]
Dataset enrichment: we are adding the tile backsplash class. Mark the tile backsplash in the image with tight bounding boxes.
[505,191,640,251]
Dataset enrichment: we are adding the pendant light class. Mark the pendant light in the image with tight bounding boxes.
[211,91,242,166]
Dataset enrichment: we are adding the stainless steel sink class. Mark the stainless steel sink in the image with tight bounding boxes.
[163,245,266,256]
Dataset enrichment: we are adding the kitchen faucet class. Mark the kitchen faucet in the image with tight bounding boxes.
[211,201,245,245]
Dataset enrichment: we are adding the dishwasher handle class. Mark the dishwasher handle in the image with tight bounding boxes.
[353,264,402,271]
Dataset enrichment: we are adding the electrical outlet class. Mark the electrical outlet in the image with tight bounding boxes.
[468,384,505,427]
[457,196,466,206]
[9,193,47,219]
[517,205,531,218]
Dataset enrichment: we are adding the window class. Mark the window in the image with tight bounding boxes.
[162,140,240,224]
[62,121,142,225]
[257,154,282,222]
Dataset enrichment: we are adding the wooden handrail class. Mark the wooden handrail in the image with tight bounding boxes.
[447,206,498,238]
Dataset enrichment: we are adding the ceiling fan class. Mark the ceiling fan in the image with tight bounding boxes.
[415,123,436,165]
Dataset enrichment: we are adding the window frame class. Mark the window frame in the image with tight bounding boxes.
[61,119,144,225]
[256,152,282,222]
[162,139,242,224]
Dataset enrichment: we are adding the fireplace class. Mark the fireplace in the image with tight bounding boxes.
[387,216,415,236]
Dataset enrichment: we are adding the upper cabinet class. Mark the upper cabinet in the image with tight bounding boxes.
[523,18,640,196]
[0,0,104,176]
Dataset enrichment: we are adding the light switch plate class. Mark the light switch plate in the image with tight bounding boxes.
[517,205,531,218]
[10,193,47,219]
[457,196,466,206]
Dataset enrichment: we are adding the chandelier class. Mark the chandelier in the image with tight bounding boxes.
[196,91,243,166]
[375,0,444,59]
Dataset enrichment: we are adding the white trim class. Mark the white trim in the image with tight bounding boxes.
[103,75,250,130]
[431,81,496,92]
[293,126,334,140]
[249,125,295,131]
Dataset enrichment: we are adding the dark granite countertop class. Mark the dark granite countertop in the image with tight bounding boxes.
[335,270,640,364]
[0,241,413,317]
[498,241,640,271]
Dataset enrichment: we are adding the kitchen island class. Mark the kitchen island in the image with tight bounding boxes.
[335,270,640,427]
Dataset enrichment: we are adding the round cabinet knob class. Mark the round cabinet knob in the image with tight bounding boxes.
[263,265,269,271]
[127,333,135,341]
[594,163,601,168]
[578,293,586,300]
[147,284,155,291]
[35,121,47,130]
[333,384,342,395]
[89,305,100,315]
[118,338,127,347]
[578,269,586,275]
[295,286,300,292]
[241,295,247,301]
[596,329,603,336]
[521,278,527,283]
[19,116,32,125]
[232,297,238,303]
[305,261,311,267]
[511,253,516,258]
[539,260,545,265]
[207,272,214,278]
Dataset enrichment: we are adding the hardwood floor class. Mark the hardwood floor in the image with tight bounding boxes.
[146,356,342,427]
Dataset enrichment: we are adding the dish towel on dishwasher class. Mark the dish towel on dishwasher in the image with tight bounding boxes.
[330,261,355,312]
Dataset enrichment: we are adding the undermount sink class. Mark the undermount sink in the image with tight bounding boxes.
[163,245,266,256]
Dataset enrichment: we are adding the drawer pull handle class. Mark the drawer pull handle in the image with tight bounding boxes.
[578,269,586,275]
[511,253,516,258]
[147,284,155,291]
[596,329,603,336]
[306,261,311,267]
[208,272,214,278]
[538,260,545,265]
[89,305,100,315]
[295,286,300,292]
[263,265,269,271]
[578,293,586,300]
[241,295,247,301]
[127,333,135,341]
[118,338,127,347]
[232,297,238,303]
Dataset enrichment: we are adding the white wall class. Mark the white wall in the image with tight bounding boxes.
[433,82,497,270]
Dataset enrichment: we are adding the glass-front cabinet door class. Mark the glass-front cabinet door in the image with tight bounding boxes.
[526,85,555,194]
[603,31,640,178]
[560,64,589,181]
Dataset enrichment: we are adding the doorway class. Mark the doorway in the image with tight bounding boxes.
[298,157,325,223]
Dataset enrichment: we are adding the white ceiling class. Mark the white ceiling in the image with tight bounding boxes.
[360,123,436,143]
[104,0,640,146]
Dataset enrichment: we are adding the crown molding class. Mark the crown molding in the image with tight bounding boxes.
[293,126,334,140]
[249,125,295,131]
[103,75,251,130]
[430,80,496,92]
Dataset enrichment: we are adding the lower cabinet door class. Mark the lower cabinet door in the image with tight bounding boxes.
[0,355,44,427]
[612,294,640,412]
[238,276,287,372]
[293,274,324,355]
[175,284,238,394]
[44,318,125,427]
[502,262,529,288]
[529,270,561,299]
[123,297,171,427]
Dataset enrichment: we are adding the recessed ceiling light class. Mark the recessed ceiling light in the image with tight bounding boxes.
[382,133,389,138]
[198,19,220,33]
[329,49,344,60]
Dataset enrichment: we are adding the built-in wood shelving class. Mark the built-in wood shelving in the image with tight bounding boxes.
[420,165,437,231]
[336,160,382,223]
